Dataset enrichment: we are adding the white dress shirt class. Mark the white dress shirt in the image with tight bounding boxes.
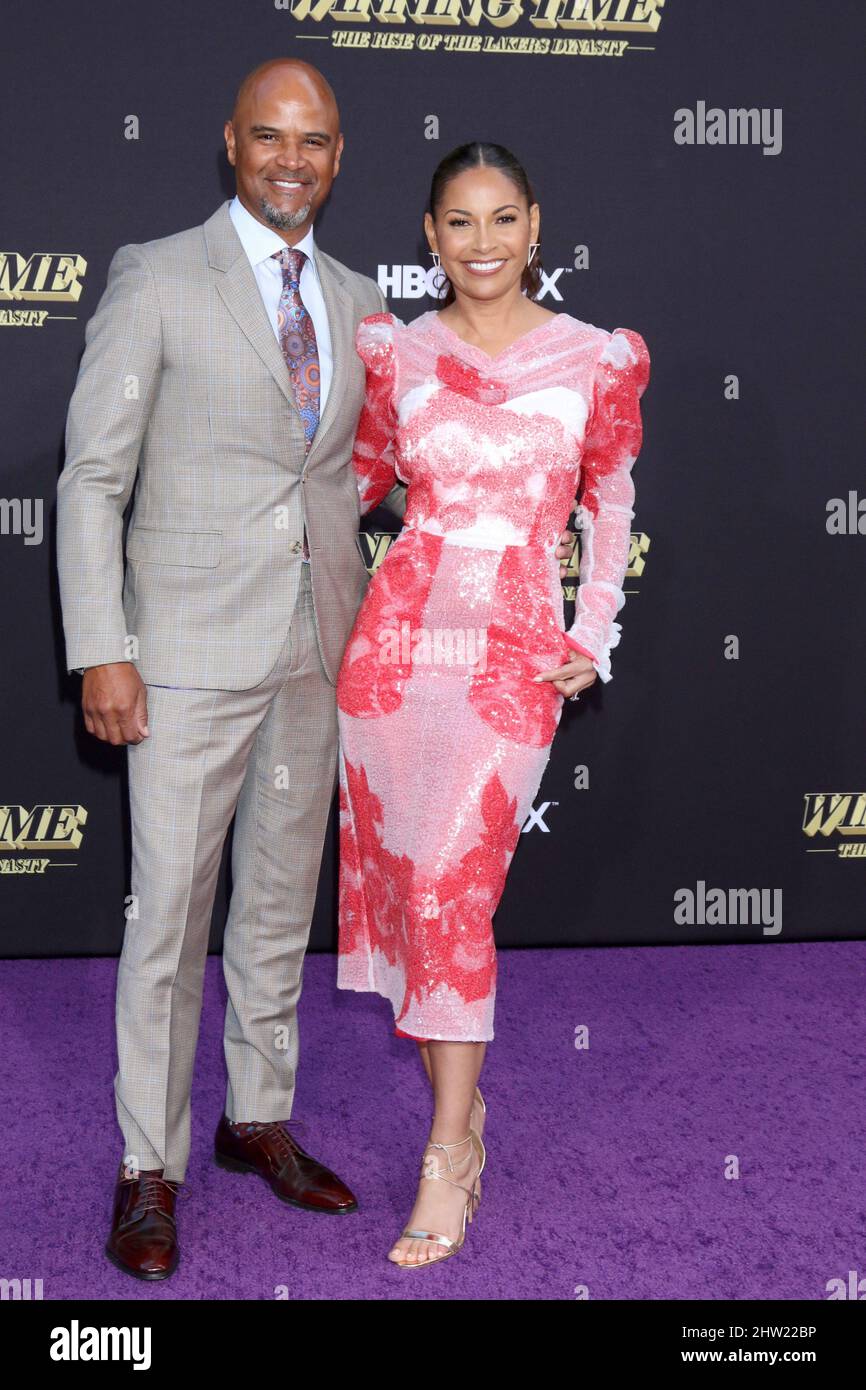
[228,194,333,416]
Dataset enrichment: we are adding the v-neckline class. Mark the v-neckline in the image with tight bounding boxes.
[429,309,566,364]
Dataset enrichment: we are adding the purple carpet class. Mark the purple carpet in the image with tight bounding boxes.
[3,943,863,1300]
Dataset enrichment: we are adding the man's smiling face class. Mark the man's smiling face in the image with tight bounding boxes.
[224,63,343,240]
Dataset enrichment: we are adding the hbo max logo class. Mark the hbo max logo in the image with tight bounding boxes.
[377,266,443,299]
[378,265,566,301]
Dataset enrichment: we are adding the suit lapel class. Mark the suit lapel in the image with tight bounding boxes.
[309,246,354,463]
[207,202,296,411]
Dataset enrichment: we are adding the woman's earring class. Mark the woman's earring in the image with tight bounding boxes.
[527,242,540,268]
[428,249,449,298]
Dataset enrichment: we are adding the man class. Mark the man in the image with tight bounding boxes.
[56,58,408,1281]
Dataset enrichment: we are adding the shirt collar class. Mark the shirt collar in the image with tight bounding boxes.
[228,195,319,278]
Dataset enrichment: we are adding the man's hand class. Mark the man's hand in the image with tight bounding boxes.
[556,527,576,577]
[82,663,149,745]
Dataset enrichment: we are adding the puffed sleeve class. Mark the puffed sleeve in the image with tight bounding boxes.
[563,326,651,683]
[351,311,404,516]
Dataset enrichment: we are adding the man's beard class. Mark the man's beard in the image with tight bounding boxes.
[259,195,314,231]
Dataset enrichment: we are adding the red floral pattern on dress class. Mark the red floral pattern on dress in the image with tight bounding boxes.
[434,353,508,406]
[338,757,414,967]
[399,383,578,547]
[339,760,522,1027]
[336,528,441,718]
[468,545,570,747]
[424,770,521,1001]
[577,327,650,521]
[351,312,402,515]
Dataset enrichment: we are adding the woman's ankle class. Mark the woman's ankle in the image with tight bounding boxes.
[427,1125,473,1149]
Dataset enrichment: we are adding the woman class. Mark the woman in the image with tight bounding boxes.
[335,142,650,1268]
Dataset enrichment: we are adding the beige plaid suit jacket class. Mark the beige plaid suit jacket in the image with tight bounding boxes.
[57,198,406,689]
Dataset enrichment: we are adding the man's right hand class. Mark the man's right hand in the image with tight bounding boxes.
[81,663,150,745]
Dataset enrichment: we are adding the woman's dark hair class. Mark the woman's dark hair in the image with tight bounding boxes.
[427,141,544,306]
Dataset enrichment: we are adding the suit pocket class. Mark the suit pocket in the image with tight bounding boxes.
[126,526,222,568]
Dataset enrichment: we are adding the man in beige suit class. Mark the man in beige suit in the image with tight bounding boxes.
[56,58,406,1281]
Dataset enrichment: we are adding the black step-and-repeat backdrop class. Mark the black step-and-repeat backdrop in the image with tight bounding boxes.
[2,1,863,956]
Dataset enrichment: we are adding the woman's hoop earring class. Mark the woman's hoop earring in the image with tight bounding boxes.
[527,242,540,268]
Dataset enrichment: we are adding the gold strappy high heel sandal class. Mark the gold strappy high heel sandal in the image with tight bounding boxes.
[390,1130,486,1269]
[471,1088,486,1209]
[473,1085,486,1140]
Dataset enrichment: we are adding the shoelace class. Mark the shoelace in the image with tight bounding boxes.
[123,1171,189,1218]
[233,1118,309,1164]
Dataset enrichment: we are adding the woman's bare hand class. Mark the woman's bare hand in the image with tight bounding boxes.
[533,651,597,700]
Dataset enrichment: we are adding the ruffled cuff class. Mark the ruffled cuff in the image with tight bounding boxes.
[564,621,622,684]
[563,633,598,663]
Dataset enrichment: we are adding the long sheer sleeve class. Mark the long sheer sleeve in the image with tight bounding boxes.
[351,311,404,517]
[563,326,651,683]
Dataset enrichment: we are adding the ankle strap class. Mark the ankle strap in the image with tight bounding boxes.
[426,1133,472,1165]
[422,1133,475,1190]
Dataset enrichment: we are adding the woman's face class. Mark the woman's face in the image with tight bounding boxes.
[425,165,540,306]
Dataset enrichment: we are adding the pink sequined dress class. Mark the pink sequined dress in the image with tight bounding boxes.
[336,309,650,1042]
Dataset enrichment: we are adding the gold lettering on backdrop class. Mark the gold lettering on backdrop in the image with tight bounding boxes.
[0,253,86,302]
[357,531,398,573]
[411,1,522,27]
[0,804,88,851]
[561,532,647,600]
[288,0,664,31]
[530,0,664,31]
[0,310,50,326]
[802,793,866,839]
[289,0,369,19]
[371,31,415,45]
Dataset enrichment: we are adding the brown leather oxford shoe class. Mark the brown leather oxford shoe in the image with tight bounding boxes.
[105,1164,180,1281]
[214,1115,358,1214]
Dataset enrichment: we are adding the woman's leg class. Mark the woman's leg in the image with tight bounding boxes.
[416,1039,485,1138]
[389,1039,487,1266]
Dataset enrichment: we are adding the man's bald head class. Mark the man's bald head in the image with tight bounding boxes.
[230,59,339,132]
[225,59,343,242]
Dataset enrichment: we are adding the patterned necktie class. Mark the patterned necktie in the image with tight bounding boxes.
[272,247,320,452]
[272,246,319,560]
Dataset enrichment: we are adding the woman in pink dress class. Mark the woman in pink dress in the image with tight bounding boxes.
[336,142,650,1268]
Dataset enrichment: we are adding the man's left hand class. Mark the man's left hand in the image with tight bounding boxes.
[556,527,576,577]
